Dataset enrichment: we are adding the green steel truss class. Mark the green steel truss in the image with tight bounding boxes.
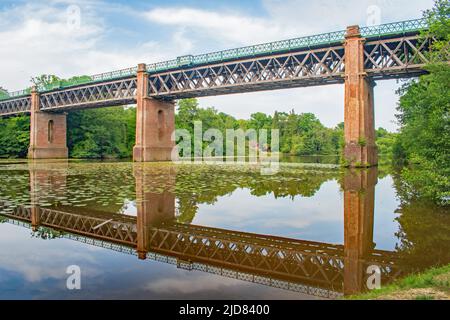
[147,45,347,99]
[360,18,428,38]
[0,18,429,108]
[147,18,427,72]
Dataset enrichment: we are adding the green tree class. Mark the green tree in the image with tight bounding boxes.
[393,0,450,204]
[0,87,8,100]
[31,74,62,89]
[376,127,397,160]
[0,115,30,158]
[31,74,92,91]
[68,107,136,159]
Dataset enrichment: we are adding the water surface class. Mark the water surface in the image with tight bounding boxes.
[0,160,448,299]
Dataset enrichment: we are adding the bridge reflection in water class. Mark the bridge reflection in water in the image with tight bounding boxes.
[0,163,403,299]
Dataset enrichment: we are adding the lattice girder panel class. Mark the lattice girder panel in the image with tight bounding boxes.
[0,206,32,221]
[363,35,431,79]
[39,209,138,245]
[0,96,32,116]
[147,227,345,289]
[148,46,346,99]
[163,222,345,256]
[40,78,138,111]
[160,222,400,267]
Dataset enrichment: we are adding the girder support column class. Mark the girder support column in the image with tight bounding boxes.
[133,63,175,162]
[28,87,68,159]
[343,26,378,167]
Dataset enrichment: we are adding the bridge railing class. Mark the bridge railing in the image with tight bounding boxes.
[37,66,138,93]
[146,18,428,73]
[360,18,428,38]
[146,29,347,73]
[1,67,138,102]
[0,88,31,101]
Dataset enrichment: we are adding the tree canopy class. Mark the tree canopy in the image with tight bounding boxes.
[393,0,450,204]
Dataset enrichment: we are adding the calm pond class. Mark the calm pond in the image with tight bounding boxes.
[0,159,448,299]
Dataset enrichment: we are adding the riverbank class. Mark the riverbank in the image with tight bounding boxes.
[346,264,450,300]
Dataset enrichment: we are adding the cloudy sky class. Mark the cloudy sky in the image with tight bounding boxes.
[0,0,434,131]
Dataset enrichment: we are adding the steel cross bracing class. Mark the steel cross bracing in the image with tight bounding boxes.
[147,46,346,99]
[0,206,403,292]
[0,18,427,103]
[38,208,138,245]
[0,96,31,116]
[39,77,138,112]
[0,28,432,115]
[364,36,432,79]
[149,34,431,98]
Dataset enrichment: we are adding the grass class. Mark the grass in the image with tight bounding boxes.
[346,264,450,300]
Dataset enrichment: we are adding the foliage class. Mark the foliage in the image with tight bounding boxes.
[0,86,8,99]
[31,74,92,91]
[68,107,136,159]
[0,115,30,158]
[0,95,398,160]
[176,100,346,157]
[423,0,450,63]
[1,52,406,161]
[346,264,450,300]
[376,127,398,163]
[392,0,450,204]
[31,226,65,240]
[0,74,136,159]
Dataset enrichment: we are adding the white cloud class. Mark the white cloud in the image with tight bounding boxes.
[0,223,101,282]
[262,0,434,34]
[144,7,295,46]
[0,2,177,91]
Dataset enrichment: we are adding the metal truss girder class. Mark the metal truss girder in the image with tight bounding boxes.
[38,208,137,245]
[0,96,31,116]
[0,34,436,116]
[39,78,138,111]
[148,46,346,99]
[363,35,431,79]
[0,204,31,221]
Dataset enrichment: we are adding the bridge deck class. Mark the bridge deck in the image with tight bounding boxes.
[0,18,431,116]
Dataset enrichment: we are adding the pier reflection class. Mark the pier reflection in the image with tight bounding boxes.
[0,162,409,298]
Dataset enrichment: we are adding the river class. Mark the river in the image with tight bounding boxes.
[0,159,448,299]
